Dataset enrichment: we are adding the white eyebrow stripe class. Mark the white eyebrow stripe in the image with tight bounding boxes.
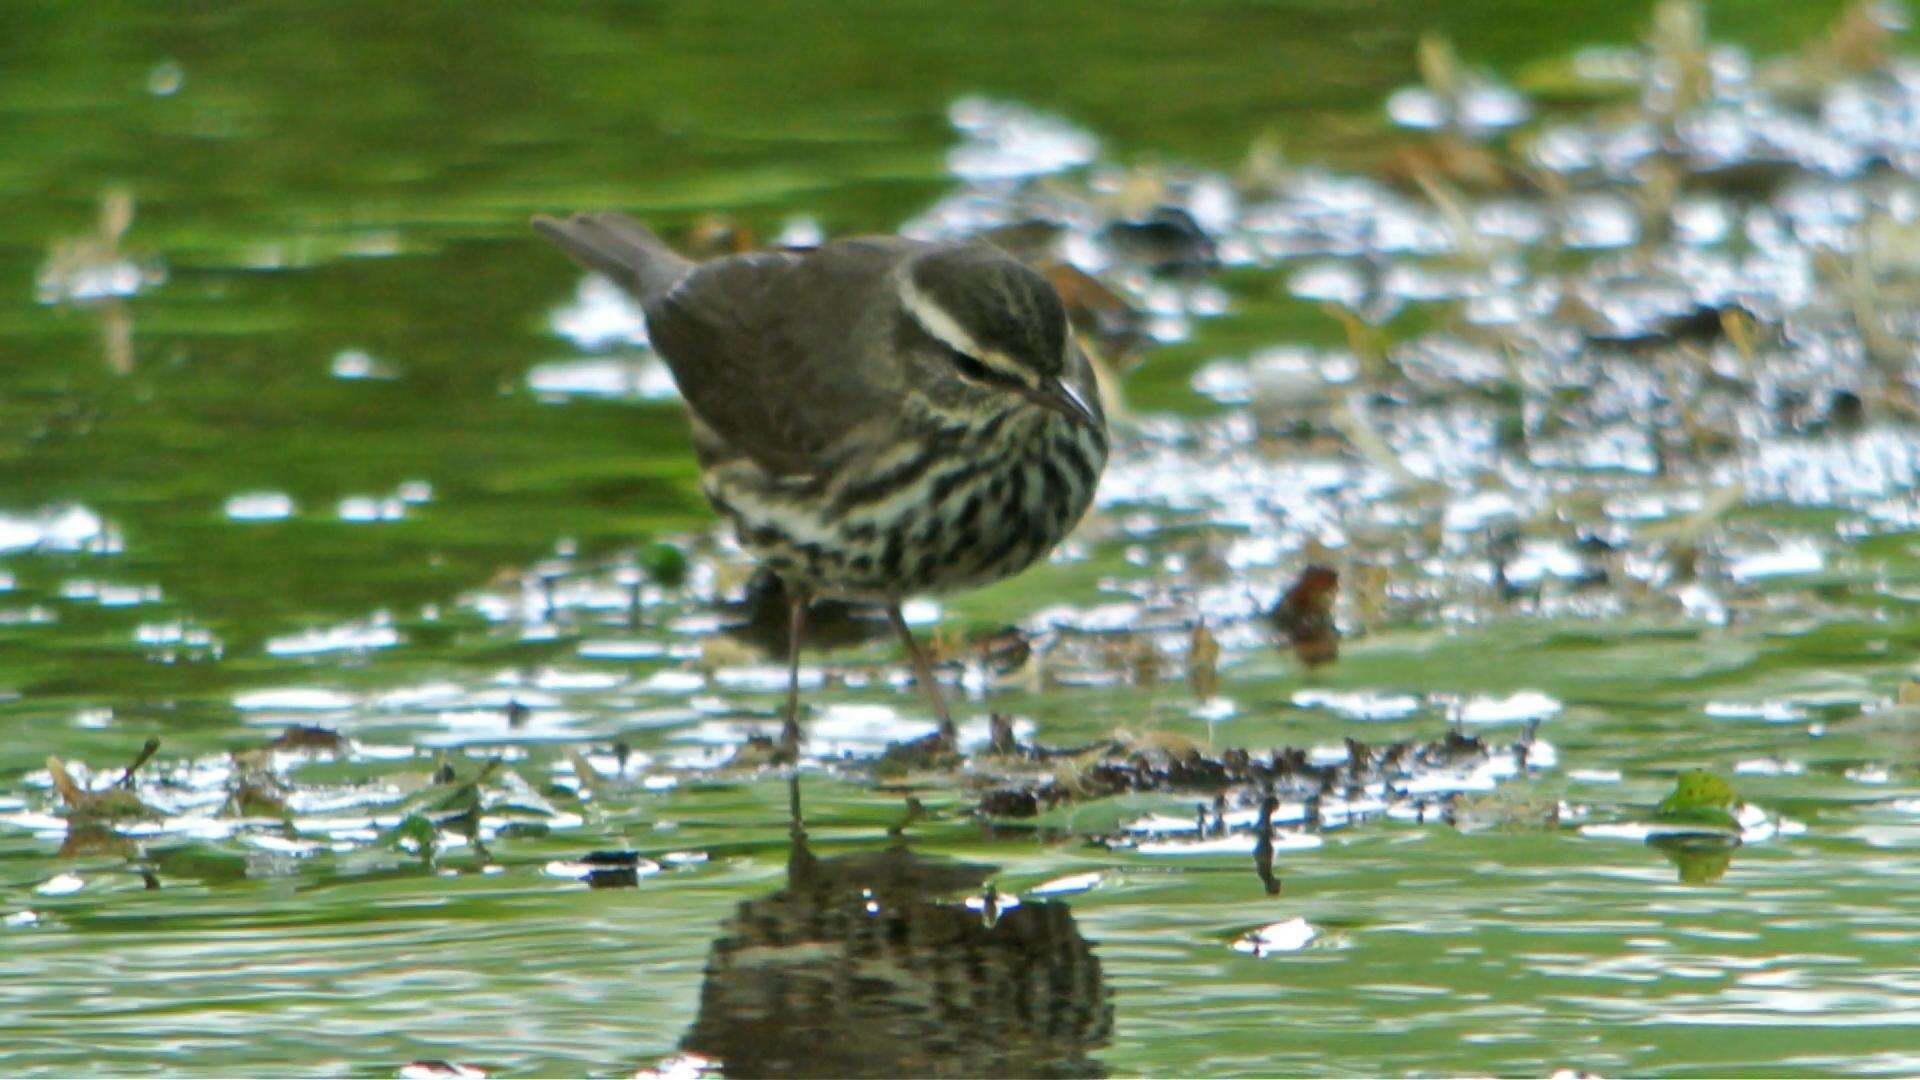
[899,274,983,358]
[899,273,1030,381]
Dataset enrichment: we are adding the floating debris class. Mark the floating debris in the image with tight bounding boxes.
[45,738,161,826]
[543,850,664,889]
[632,1053,718,1080]
[224,492,297,521]
[1270,565,1339,667]
[398,1063,487,1080]
[35,873,85,897]
[944,97,1099,182]
[266,617,402,657]
[1031,871,1104,896]
[1455,692,1563,725]
[0,505,111,554]
[337,495,406,523]
[267,725,350,754]
[1230,916,1317,956]
[975,724,1551,833]
[330,349,399,380]
[548,273,649,350]
[525,356,679,402]
[1386,35,1531,138]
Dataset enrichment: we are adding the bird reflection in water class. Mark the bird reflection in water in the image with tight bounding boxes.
[674,776,1112,1078]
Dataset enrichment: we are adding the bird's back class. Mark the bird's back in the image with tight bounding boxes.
[643,237,928,480]
[532,214,1107,602]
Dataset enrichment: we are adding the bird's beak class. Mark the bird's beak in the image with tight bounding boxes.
[1027,375,1098,426]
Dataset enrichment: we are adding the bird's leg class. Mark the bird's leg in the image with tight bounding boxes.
[785,769,820,886]
[887,601,955,740]
[780,589,808,761]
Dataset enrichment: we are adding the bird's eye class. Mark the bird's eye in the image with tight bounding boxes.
[943,343,1014,386]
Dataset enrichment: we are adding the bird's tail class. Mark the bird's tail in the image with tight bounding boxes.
[531,211,695,304]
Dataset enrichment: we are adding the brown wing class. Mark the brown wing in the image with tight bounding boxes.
[644,237,924,478]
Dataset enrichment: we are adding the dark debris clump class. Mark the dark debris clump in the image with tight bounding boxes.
[972,721,1546,832]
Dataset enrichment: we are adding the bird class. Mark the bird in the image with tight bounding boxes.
[531,212,1108,759]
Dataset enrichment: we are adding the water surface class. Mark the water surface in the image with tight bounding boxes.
[5,2,1920,1076]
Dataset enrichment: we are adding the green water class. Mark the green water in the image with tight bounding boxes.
[6,2,1920,1076]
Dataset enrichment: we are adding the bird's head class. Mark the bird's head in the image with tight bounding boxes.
[897,244,1098,426]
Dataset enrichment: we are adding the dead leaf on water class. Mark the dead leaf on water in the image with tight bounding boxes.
[1186,622,1220,701]
[1271,565,1340,668]
[268,725,349,754]
[47,738,161,825]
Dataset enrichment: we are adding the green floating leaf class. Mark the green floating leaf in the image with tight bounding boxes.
[1658,769,1735,814]
[641,541,688,587]
[1652,769,1740,833]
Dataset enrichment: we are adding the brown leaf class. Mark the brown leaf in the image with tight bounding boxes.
[1042,262,1150,370]
[1271,565,1340,667]
[45,755,86,807]
[268,725,348,754]
[1187,622,1221,701]
[683,214,757,257]
[47,739,163,825]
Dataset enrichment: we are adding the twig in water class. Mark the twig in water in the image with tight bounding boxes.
[115,738,160,789]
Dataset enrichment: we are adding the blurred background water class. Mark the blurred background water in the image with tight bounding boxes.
[6,1,1920,1076]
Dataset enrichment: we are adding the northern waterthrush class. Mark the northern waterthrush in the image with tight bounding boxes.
[533,212,1108,756]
